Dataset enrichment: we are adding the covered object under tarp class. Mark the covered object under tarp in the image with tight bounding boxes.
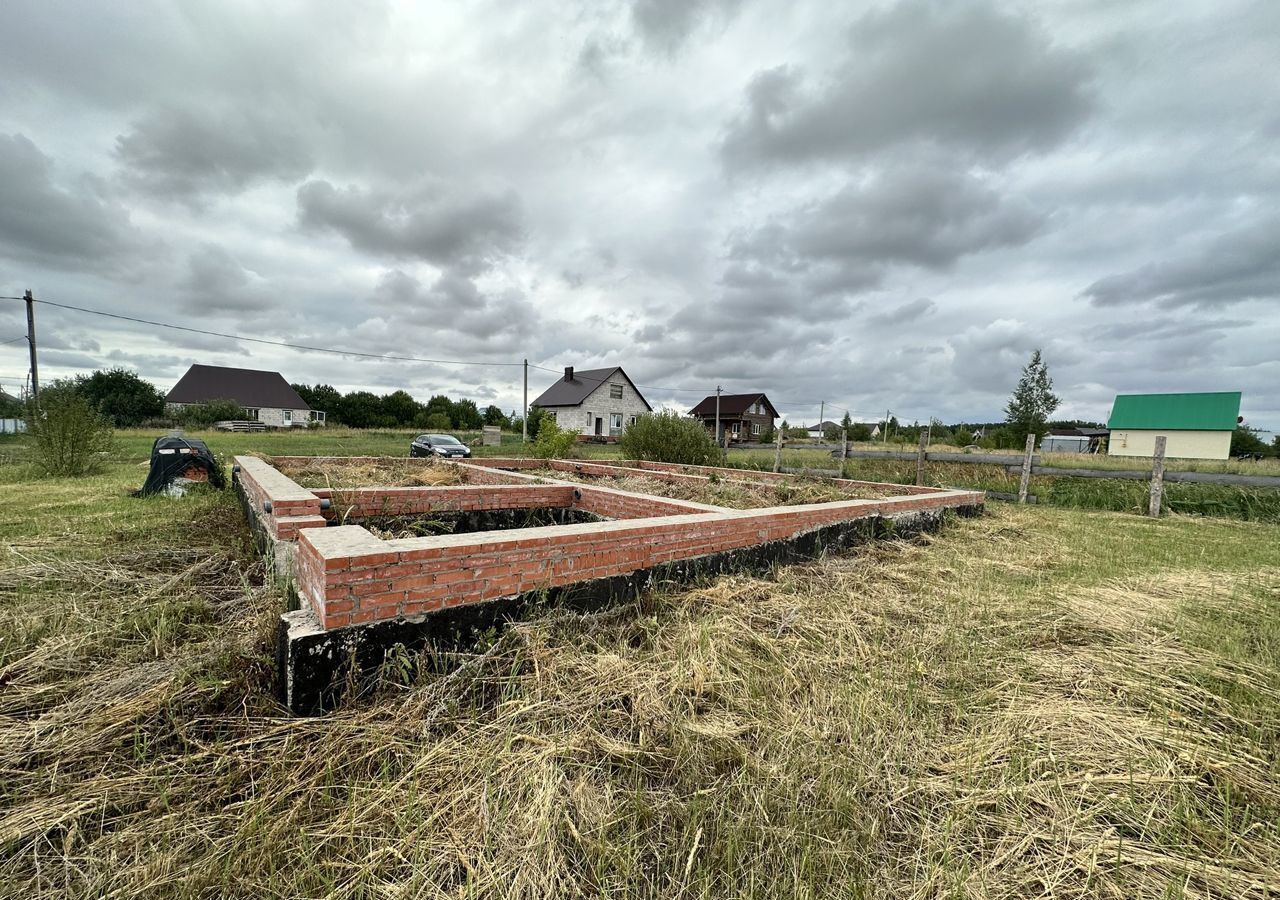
[135,435,225,496]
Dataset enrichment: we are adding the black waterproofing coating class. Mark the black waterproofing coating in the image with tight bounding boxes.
[134,435,225,496]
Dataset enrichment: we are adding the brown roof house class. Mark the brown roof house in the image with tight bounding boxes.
[166,364,324,427]
[690,393,778,443]
[531,366,651,440]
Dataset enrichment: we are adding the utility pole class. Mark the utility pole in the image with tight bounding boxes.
[24,290,38,402]
[714,385,721,447]
[522,358,528,443]
[883,409,890,444]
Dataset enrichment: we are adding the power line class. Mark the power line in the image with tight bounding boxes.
[3,295,525,369]
[0,335,26,345]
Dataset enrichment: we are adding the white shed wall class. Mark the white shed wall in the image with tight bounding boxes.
[1107,429,1231,460]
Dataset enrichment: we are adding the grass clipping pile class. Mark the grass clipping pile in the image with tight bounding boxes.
[545,469,895,507]
[277,457,465,489]
[2,504,1279,897]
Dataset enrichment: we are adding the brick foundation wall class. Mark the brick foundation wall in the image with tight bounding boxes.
[315,484,578,519]
[295,488,983,629]
[234,456,327,541]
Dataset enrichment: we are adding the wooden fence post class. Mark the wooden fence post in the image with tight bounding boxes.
[1149,435,1167,517]
[1017,433,1036,503]
[915,428,930,486]
[773,425,784,474]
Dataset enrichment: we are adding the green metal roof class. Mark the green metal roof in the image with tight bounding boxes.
[1107,392,1241,431]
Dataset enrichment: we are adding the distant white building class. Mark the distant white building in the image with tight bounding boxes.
[531,366,651,440]
[1106,391,1240,460]
[166,364,325,428]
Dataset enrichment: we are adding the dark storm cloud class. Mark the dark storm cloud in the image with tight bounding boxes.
[115,106,315,201]
[370,268,538,346]
[297,181,523,271]
[0,134,139,265]
[868,297,935,326]
[181,244,269,314]
[631,0,744,53]
[721,0,1094,168]
[1082,216,1280,308]
[728,162,1044,298]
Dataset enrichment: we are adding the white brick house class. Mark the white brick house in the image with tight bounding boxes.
[166,364,324,427]
[531,366,651,440]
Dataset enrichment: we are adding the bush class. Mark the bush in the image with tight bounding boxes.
[618,411,719,465]
[418,412,451,430]
[531,418,578,459]
[74,367,165,427]
[173,399,249,427]
[25,383,114,476]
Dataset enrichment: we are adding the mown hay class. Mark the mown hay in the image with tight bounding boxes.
[1,503,1279,898]
[541,469,892,507]
[278,458,465,489]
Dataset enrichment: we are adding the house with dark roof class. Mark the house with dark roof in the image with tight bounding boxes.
[1106,391,1240,459]
[531,366,650,440]
[166,364,324,428]
[689,393,778,443]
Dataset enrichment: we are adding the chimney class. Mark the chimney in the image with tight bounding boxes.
[564,366,574,382]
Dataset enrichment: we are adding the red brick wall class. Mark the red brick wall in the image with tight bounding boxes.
[295,488,983,629]
[320,484,577,519]
[235,456,326,541]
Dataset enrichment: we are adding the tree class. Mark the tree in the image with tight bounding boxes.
[25,381,114,476]
[483,404,508,428]
[618,411,719,465]
[453,398,483,430]
[840,411,852,437]
[74,368,165,427]
[381,390,421,427]
[422,412,452,430]
[1004,349,1060,444]
[849,423,872,442]
[335,391,385,428]
[424,394,454,428]
[1231,425,1270,457]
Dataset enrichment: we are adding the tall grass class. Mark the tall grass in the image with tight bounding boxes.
[2,442,1280,896]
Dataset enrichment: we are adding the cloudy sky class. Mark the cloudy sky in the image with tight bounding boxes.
[0,0,1276,428]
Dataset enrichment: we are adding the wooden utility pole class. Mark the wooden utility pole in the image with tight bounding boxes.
[714,385,722,451]
[883,409,890,444]
[916,427,930,486]
[521,358,528,443]
[818,400,825,442]
[1017,433,1036,503]
[773,422,784,473]
[1149,435,1167,517]
[24,290,38,402]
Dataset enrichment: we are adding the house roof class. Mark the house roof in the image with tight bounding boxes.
[808,420,841,430]
[688,393,778,418]
[531,366,652,410]
[166,364,311,410]
[1107,392,1241,431]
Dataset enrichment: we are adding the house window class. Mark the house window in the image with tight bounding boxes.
[244,408,259,421]
[628,415,637,426]
[610,413,623,431]
[731,423,741,436]
[283,410,292,425]
[609,384,623,399]
[547,410,557,422]
[752,422,761,435]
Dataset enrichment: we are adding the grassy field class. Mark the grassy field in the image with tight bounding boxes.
[2,433,1279,897]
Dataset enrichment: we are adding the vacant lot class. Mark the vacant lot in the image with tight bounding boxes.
[2,432,1279,898]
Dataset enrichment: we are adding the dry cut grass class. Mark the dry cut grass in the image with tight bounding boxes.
[1,494,1279,898]
[277,457,465,489]
[539,469,896,508]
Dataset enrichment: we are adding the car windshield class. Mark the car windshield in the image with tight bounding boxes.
[429,435,462,445]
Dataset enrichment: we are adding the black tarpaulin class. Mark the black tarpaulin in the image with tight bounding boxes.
[135,435,225,496]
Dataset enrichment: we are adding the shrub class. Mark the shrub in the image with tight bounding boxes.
[74,367,165,427]
[174,399,248,427]
[25,383,114,476]
[618,411,719,465]
[420,412,452,430]
[531,418,578,459]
